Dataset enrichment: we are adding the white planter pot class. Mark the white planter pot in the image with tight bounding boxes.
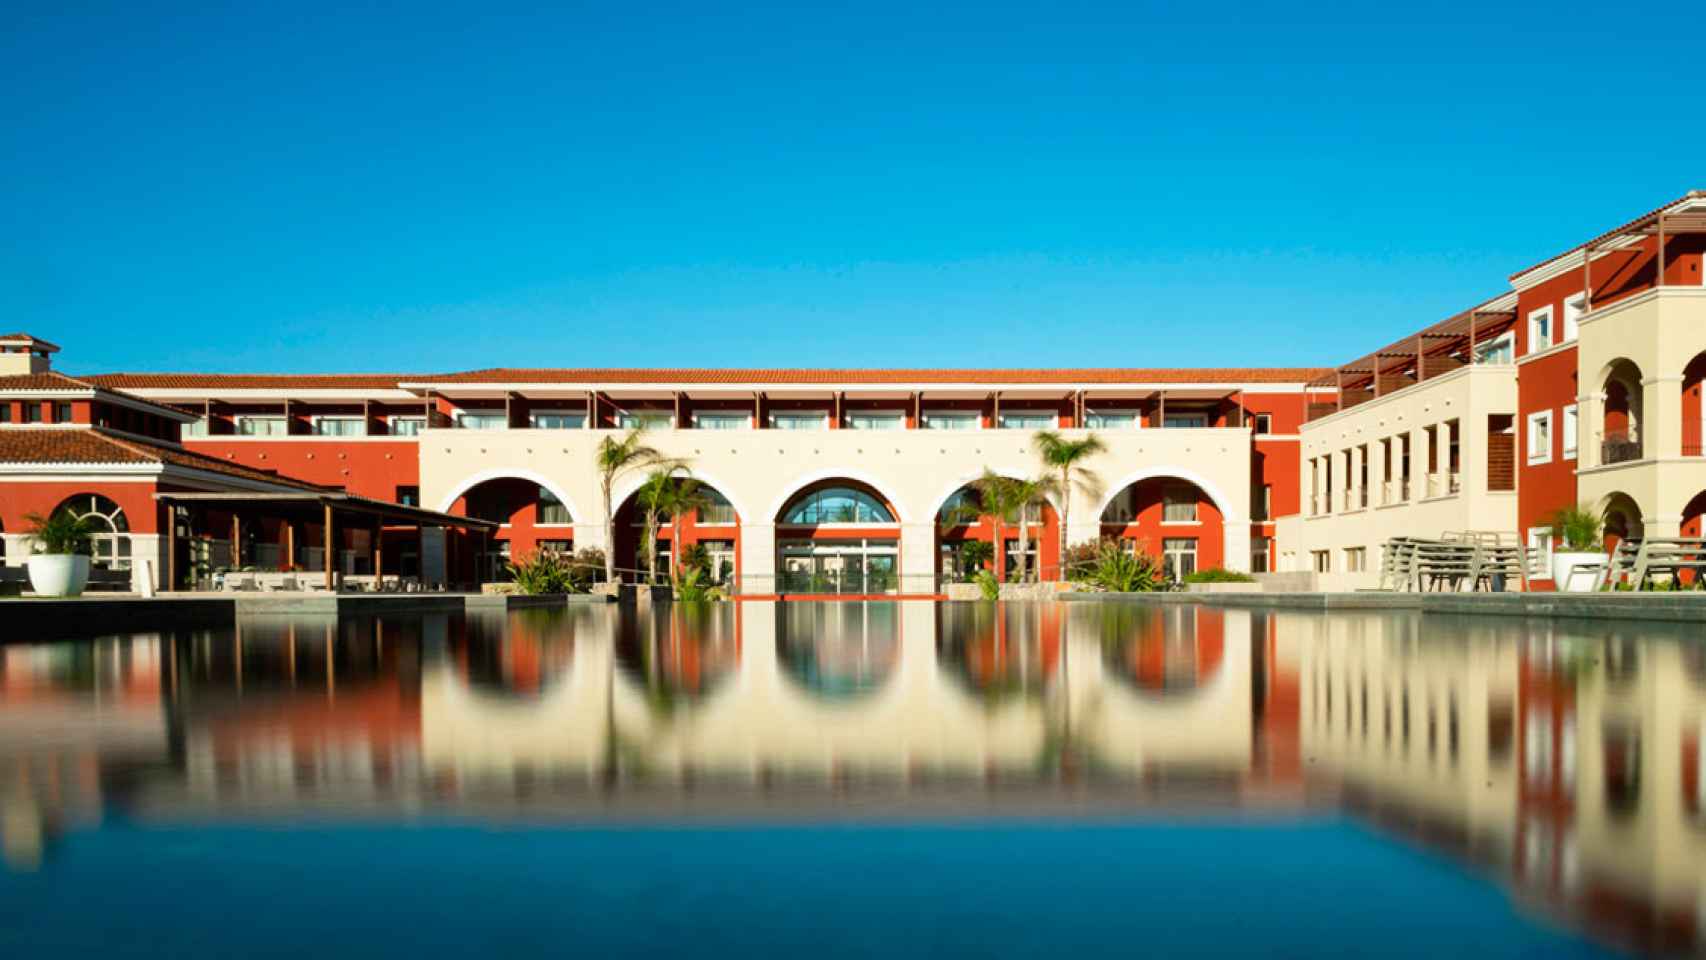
[1552,551,1607,593]
[27,554,91,597]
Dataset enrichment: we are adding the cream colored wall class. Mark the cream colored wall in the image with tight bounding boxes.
[419,426,1255,588]
[1575,288,1706,534]
[1294,365,1518,586]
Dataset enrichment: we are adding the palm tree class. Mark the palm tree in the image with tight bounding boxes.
[635,465,684,584]
[658,477,711,585]
[971,470,1060,584]
[1033,429,1105,582]
[595,428,669,584]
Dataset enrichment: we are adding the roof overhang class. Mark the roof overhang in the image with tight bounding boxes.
[153,491,502,529]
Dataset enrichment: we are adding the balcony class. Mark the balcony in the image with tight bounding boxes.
[1601,431,1642,465]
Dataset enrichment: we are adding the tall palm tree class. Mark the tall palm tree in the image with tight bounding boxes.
[971,470,1060,584]
[1033,430,1106,581]
[595,428,669,584]
[635,465,685,584]
[657,476,711,585]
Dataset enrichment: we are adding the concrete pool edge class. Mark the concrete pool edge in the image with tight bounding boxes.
[1060,589,1706,623]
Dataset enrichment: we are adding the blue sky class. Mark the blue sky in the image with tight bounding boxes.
[3,1,1698,374]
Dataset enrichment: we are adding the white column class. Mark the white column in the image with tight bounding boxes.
[1409,423,1429,500]
[899,522,938,594]
[741,522,776,594]
[1645,375,1683,460]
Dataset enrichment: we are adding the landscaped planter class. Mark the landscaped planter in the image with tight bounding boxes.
[1552,551,1607,593]
[27,554,91,597]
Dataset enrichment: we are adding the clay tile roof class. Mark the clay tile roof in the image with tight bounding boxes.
[85,372,415,390]
[0,428,329,491]
[409,367,1330,386]
[0,332,60,350]
[0,370,98,391]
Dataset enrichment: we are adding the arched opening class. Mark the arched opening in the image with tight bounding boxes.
[52,493,131,570]
[776,602,900,701]
[1601,359,1644,464]
[1599,491,1644,554]
[613,480,740,585]
[449,477,574,582]
[934,483,1061,584]
[1098,476,1225,579]
[775,480,900,595]
[1683,352,1706,457]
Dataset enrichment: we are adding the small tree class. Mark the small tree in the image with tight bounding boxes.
[970,470,1060,584]
[657,477,710,585]
[595,428,669,584]
[1033,430,1105,581]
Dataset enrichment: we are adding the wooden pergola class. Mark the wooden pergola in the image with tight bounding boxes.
[154,491,501,591]
[1306,300,1518,422]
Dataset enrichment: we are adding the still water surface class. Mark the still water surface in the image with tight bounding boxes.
[2,601,1701,957]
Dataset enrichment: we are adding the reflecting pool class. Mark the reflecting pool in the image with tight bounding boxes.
[2,601,1700,956]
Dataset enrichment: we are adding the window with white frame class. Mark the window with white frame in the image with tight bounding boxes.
[1344,547,1366,572]
[1527,305,1554,355]
[532,410,587,429]
[1475,331,1514,365]
[845,410,904,430]
[1562,404,1578,460]
[389,416,425,436]
[998,411,1057,429]
[1527,527,1554,574]
[456,411,508,430]
[182,417,209,437]
[692,412,748,430]
[1562,293,1585,343]
[235,415,288,437]
[1162,538,1198,579]
[770,411,828,430]
[616,411,673,429]
[1252,413,1273,434]
[923,411,979,430]
[1084,409,1140,429]
[1526,410,1553,465]
[311,416,366,437]
[1251,536,1271,573]
[1162,485,1199,523]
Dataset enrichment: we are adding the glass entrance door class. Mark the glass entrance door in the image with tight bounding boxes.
[778,540,899,594]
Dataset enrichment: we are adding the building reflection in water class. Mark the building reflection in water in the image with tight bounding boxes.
[3,603,1706,952]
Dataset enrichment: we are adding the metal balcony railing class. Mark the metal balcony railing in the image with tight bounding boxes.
[1602,431,1642,465]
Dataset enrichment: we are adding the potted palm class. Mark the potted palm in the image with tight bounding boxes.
[24,510,96,597]
[1549,504,1605,593]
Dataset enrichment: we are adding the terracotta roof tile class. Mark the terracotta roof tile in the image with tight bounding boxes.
[1509,190,1706,282]
[0,371,101,391]
[0,428,328,491]
[86,372,415,389]
[410,367,1329,386]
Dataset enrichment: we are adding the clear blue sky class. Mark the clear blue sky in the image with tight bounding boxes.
[4,2,1698,374]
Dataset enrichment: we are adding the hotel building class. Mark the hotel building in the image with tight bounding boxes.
[2,190,1704,593]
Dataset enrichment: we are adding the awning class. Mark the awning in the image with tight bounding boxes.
[152,491,502,530]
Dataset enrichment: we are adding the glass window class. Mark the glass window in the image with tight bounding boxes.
[1162,538,1197,580]
[782,487,895,524]
[698,489,737,524]
[1475,332,1514,365]
[998,412,1056,429]
[236,416,287,436]
[182,417,209,437]
[24,403,42,424]
[1528,306,1553,354]
[0,404,9,423]
[312,417,366,437]
[1252,413,1272,434]
[1164,414,1209,429]
[693,413,748,430]
[56,494,130,570]
[1527,410,1552,465]
[532,411,587,430]
[456,412,508,430]
[1162,486,1198,522]
[1562,294,1586,342]
[923,412,979,430]
[1251,536,1271,573]
[616,412,674,429]
[537,486,571,524]
[846,411,904,430]
[1084,410,1139,429]
[389,417,425,436]
[396,485,420,507]
[771,412,827,430]
[1562,404,1578,460]
[53,402,72,423]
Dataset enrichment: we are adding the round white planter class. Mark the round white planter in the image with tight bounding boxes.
[27,554,91,597]
[1552,551,1607,593]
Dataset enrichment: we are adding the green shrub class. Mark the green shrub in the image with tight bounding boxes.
[1183,567,1256,584]
[25,510,95,555]
[973,569,1001,600]
[1085,541,1163,593]
[508,548,578,594]
[674,564,726,602]
[1063,540,1103,582]
[1549,504,1604,552]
